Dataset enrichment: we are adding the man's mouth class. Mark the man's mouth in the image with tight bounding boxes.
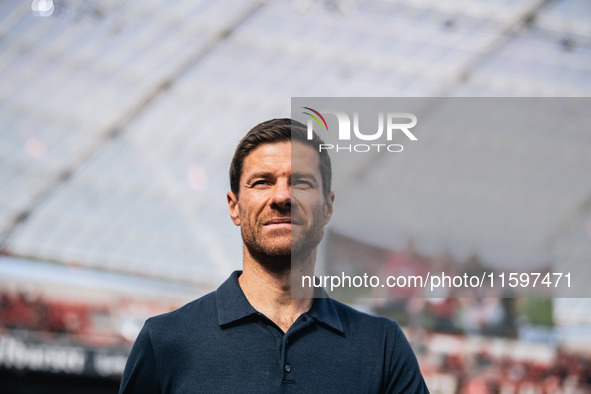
[265,218,292,225]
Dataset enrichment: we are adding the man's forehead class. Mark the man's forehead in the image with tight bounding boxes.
[244,141,318,162]
[241,141,320,176]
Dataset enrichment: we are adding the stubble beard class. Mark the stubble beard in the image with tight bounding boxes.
[241,216,324,274]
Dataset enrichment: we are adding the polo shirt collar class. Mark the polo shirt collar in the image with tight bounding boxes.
[216,271,258,327]
[307,290,344,334]
[215,270,344,334]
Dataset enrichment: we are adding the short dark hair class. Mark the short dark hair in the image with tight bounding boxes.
[229,118,332,197]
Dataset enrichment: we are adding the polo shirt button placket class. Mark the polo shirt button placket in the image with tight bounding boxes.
[284,364,291,373]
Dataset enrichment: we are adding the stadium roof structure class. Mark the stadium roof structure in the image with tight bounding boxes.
[0,0,590,288]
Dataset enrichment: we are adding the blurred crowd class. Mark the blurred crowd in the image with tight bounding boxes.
[0,291,94,335]
[0,290,126,348]
[0,289,177,346]
[418,335,591,393]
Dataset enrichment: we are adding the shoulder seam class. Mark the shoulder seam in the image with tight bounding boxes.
[145,324,163,394]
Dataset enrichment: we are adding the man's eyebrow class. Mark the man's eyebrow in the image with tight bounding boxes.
[292,171,319,182]
[244,171,275,181]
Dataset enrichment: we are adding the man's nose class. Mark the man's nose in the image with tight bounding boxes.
[270,180,291,209]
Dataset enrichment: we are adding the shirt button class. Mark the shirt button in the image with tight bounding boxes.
[284,364,291,373]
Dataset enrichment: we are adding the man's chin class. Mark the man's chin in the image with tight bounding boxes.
[254,250,292,274]
[245,241,290,260]
[262,246,292,259]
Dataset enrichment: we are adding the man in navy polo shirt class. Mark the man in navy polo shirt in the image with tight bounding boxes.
[119,119,429,393]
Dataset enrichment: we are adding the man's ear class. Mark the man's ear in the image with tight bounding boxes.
[227,191,241,226]
[323,191,335,225]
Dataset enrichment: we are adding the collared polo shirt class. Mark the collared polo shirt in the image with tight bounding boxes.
[119,271,429,393]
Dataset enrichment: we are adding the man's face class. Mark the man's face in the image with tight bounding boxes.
[227,141,334,264]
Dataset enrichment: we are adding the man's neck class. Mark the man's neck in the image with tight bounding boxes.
[238,249,315,333]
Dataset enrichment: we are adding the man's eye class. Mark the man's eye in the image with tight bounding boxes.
[252,180,269,187]
[293,180,313,188]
